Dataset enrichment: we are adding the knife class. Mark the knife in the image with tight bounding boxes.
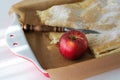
[22,24,100,34]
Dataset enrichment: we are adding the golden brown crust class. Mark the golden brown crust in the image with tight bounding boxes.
[37,0,120,57]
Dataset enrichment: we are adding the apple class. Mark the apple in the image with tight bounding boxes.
[58,30,88,60]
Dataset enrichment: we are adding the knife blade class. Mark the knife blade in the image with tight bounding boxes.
[64,27,100,34]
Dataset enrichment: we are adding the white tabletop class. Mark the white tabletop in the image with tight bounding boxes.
[0,0,120,80]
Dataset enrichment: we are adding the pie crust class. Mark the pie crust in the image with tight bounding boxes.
[37,0,120,57]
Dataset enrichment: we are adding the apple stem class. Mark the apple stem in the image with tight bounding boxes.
[69,35,77,40]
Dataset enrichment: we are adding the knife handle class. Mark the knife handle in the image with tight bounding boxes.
[22,24,66,32]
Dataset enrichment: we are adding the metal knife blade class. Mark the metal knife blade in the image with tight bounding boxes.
[64,27,100,34]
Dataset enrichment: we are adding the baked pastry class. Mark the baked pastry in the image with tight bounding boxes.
[37,0,120,57]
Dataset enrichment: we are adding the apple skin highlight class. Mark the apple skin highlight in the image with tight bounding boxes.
[58,30,88,60]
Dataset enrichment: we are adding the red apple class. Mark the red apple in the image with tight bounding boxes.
[58,30,88,60]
